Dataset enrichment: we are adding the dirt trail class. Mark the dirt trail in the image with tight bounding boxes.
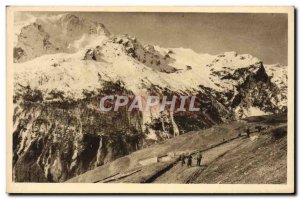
[153,137,246,183]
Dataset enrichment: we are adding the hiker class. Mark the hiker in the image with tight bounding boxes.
[180,154,186,166]
[256,126,262,132]
[187,154,192,167]
[197,151,203,166]
[246,128,250,138]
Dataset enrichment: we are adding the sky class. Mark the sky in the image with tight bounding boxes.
[15,12,288,65]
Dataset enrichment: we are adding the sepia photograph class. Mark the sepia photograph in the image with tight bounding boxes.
[6,6,294,193]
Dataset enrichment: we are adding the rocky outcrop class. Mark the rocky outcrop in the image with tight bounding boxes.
[104,35,178,73]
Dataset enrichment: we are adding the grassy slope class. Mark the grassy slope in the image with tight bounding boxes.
[153,137,247,183]
[193,125,287,184]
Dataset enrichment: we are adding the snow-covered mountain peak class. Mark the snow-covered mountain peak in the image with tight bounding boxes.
[14,14,110,63]
[83,34,178,74]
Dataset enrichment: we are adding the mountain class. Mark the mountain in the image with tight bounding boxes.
[12,14,287,182]
[14,14,110,62]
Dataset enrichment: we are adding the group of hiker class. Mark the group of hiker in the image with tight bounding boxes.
[244,125,264,138]
[180,151,203,167]
[178,126,266,168]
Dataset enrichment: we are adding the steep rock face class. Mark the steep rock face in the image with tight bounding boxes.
[12,14,288,182]
[13,81,144,182]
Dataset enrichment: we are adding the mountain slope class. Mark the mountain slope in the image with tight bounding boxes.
[67,114,287,184]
